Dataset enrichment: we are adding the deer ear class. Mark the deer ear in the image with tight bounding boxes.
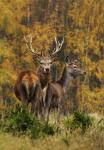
[66,56,69,62]
[33,55,40,63]
[52,57,58,62]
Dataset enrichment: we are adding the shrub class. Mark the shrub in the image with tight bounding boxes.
[30,122,56,139]
[64,111,93,133]
[1,105,39,134]
[42,122,55,136]
[0,105,56,138]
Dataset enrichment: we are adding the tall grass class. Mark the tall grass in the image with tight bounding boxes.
[0,105,56,138]
[0,105,103,150]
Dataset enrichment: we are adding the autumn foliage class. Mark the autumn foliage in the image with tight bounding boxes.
[0,0,104,113]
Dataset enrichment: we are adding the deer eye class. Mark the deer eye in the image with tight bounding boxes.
[68,63,72,66]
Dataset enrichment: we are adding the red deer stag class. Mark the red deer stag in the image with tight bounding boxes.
[14,35,64,115]
[45,57,86,122]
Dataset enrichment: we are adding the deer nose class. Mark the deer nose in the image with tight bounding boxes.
[84,71,86,75]
[46,68,49,72]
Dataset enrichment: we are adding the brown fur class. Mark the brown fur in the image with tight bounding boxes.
[45,62,85,122]
[48,82,64,99]
[14,69,51,115]
[37,68,50,89]
[45,82,64,121]
[14,70,43,114]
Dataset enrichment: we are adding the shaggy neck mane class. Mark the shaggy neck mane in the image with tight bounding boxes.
[37,67,50,89]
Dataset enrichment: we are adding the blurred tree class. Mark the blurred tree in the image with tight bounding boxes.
[0,0,104,113]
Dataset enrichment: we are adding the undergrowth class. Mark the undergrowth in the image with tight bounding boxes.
[0,105,56,139]
[0,105,103,147]
[64,111,93,133]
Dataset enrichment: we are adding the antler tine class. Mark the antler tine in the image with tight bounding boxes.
[24,35,30,51]
[29,34,32,43]
[24,35,29,44]
[55,37,58,45]
[24,34,40,56]
[52,36,64,56]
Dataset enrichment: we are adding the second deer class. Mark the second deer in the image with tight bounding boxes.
[44,57,86,122]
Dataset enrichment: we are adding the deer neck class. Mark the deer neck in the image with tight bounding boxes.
[58,66,73,92]
[37,67,50,89]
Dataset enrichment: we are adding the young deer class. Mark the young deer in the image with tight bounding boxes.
[45,57,86,122]
[14,35,64,115]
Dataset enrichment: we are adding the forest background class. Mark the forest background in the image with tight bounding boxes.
[0,0,104,113]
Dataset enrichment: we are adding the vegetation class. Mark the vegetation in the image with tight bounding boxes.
[0,0,104,112]
[0,105,56,138]
[0,0,104,149]
[0,105,104,150]
[64,111,93,133]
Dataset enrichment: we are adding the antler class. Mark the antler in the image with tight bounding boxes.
[24,34,41,56]
[52,37,64,56]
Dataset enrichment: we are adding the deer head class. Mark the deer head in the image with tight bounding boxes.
[66,56,86,78]
[24,34,64,74]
